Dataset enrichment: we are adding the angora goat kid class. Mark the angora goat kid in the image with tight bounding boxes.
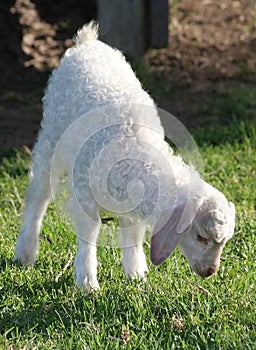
[15,22,235,293]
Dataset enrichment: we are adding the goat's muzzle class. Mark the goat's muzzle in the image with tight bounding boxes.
[194,261,219,278]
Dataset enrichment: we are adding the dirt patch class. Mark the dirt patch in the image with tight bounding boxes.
[147,0,256,84]
[148,0,256,129]
[0,0,96,155]
[0,0,256,155]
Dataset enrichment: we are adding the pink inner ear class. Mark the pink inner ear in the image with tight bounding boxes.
[150,228,181,265]
[150,206,188,266]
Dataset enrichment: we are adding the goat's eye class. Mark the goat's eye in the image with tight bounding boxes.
[197,234,209,245]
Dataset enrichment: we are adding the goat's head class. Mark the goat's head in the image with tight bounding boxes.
[150,184,235,277]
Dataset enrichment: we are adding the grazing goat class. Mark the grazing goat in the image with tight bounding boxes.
[15,22,235,293]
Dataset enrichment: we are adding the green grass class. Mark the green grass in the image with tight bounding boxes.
[193,88,256,146]
[0,88,256,349]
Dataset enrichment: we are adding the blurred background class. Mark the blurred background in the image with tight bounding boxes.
[0,0,256,155]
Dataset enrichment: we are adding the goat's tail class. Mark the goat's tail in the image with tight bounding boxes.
[74,21,99,45]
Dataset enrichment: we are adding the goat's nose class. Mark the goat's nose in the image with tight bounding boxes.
[206,265,218,277]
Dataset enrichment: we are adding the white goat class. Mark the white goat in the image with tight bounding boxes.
[15,22,235,293]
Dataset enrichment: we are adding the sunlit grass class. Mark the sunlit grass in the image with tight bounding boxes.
[0,88,255,349]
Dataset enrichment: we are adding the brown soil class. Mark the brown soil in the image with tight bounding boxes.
[0,0,255,155]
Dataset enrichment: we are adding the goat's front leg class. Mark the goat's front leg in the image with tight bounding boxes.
[75,232,100,294]
[68,196,101,293]
[119,217,148,279]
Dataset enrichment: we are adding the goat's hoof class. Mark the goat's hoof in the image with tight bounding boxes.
[14,252,36,266]
[82,277,100,295]
[127,269,149,281]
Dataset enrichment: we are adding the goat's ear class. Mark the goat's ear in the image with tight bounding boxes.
[150,205,190,266]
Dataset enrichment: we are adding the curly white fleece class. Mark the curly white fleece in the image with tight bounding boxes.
[15,22,235,293]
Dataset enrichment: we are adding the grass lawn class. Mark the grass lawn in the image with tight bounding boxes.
[0,87,255,349]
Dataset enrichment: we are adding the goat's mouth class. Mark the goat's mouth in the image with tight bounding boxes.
[193,262,204,277]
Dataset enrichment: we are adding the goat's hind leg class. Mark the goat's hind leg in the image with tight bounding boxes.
[15,154,53,265]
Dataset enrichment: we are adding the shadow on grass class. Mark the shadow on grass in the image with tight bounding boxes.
[192,88,256,146]
[0,257,85,337]
[0,256,171,343]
